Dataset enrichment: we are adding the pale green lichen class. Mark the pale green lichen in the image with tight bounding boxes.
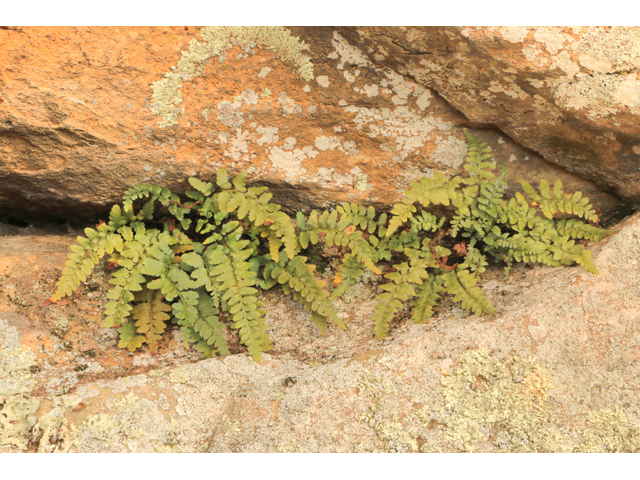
[0,319,39,452]
[359,402,418,453]
[353,173,369,192]
[432,348,569,452]
[169,367,191,384]
[0,387,40,452]
[150,26,314,128]
[356,348,640,453]
[114,392,140,412]
[32,409,72,453]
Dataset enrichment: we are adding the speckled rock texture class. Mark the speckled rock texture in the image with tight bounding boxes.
[1,211,640,452]
[336,26,640,209]
[0,26,624,224]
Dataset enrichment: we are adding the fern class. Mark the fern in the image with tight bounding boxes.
[264,252,345,335]
[50,131,611,360]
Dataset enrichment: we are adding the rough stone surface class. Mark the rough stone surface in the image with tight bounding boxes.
[336,26,640,209]
[1,211,640,452]
[0,26,624,224]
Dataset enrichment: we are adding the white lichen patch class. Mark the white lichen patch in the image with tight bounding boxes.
[572,27,640,72]
[277,92,303,115]
[150,26,314,127]
[0,318,37,393]
[258,67,272,79]
[169,367,191,385]
[553,73,640,119]
[434,136,467,168]
[532,27,572,55]
[416,89,432,110]
[268,146,319,181]
[331,31,373,69]
[355,347,640,453]
[345,105,450,161]
[498,27,533,44]
[315,135,341,152]
[316,75,330,88]
[256,126,279,146]
[32,407,72,453]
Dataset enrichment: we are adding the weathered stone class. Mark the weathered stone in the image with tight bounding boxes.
[1,210,640,452]
[0,27,626,225]
[335,26,640,210]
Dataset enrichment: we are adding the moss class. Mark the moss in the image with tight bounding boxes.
[150,27,314,128]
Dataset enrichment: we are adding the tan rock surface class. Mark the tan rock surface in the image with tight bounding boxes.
[0,27,623,224]
[336,26,640,209]
[1,211,640,452]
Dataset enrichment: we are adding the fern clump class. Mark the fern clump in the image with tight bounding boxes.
[50,169,342,361]
[370,130,611,338]
[50,131,611,359]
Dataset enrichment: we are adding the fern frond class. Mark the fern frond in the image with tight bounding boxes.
[103,225,166,329]
[463,130,495,186]
[411,274,445,324]
[207,235,272,361]
[460,244,489,274]
[336,202,379,234]
[550,236,600,274]
[521,179,599,222]
[409,211,446,233]
[129,286,171,353]
[50,206,129,302]
[387,173,460,237]
[372,251,433,339]
[189,289,229,357]
[555,218,611,242]
[117,320,146,352]
[330,253,365,300]
[266,253,345,335]
[298,209,380,275]
[218,184,298,260]
[441,268,496,316]
[386,198,417,237]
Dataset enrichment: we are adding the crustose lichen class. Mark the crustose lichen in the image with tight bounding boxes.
[150,26,314,128]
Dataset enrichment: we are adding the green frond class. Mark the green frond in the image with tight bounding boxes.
[411,274,445,324]
[441,268,496,316]
[189,290,229,357]
[372,254,432,340]
[128,286,171,353]
[330,253,365,300]
[556,218,611,242]
[206,238,272,361]
[117,320,146,352]
[266,253,345,334]
[463,130,495,186]
[336,202,379,234]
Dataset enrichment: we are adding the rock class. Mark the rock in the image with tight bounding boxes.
[0,27,625,225]
[2,211,640,452]
[335,26,640,209]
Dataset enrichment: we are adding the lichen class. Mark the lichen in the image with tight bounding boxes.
[353,173,369,192]
[150,26,314,128]
[32,408,72,453]
[169,367,191,385]
[356,348,640,453]
[0,387,40,452]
